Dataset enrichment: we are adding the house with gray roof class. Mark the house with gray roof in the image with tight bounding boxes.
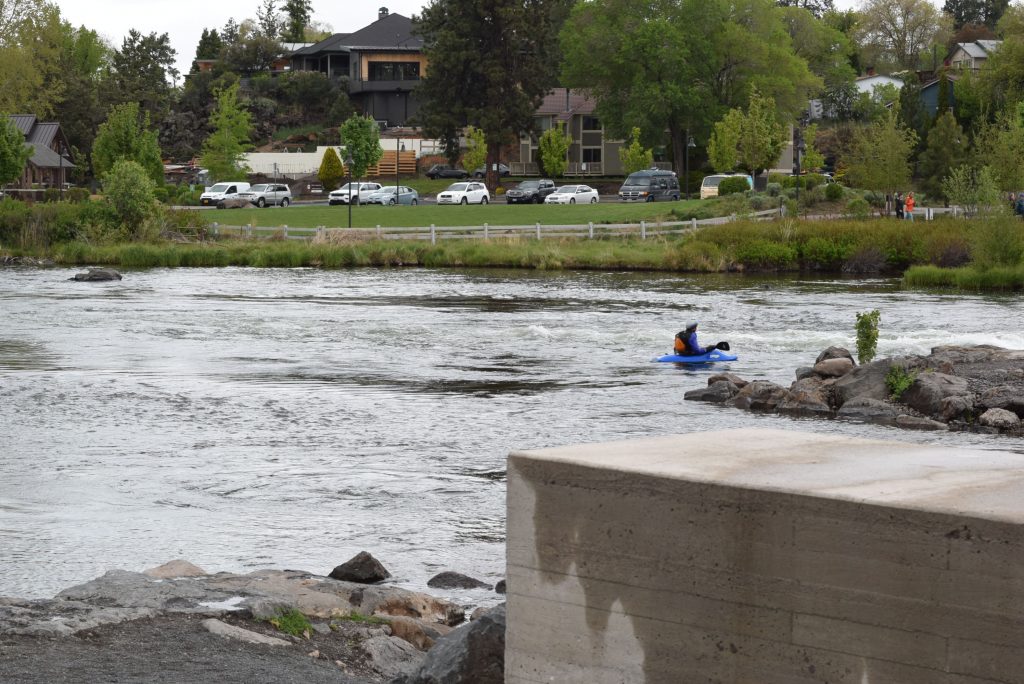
[948,40,1002,71]
[290,8,423,127]
[5,115,75,192]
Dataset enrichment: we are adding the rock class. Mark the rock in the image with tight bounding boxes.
[683,380,738,403]
[384,615,446,651]
[391,604,505,684]
[836,397,899,426]
[939,395,974,422]
[777,378,831,417]
[815,346,855,365]
[901,372,969,417]
[794,366,816,381]
[143,560,207,579]
[729,381,789,412]
[329,551,391,584]
[895,415,948,431]
[979,408,1021,430]
[494,580,506,595]
[812,357,854,378]
[70,267,122,281]
[247,598,295,620]
[426,572,491,591]
[361,635,425,679]
[707,373,747,388]
[202,618,291,646]
[469,607,489,621]
[833,356,923,407]
[979,386,1024,418]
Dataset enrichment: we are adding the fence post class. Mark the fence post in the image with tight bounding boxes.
[430,224,436,245]
[282,225,288,239]
[691,218,697,231]
[377,224,381,237]
[588,221,594,239]
[641,220,646,240]
[484,222,488,239]
[247,223,252,238]
[212,222,219,237]
[536,222,541,240]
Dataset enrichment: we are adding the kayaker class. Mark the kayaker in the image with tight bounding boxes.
[674,322,729,356]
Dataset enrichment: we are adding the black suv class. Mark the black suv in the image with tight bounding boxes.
[504,179,556,204]
[426,164,469,180]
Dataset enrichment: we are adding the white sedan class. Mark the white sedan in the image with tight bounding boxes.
[544,185,599,204]
[437,181,490,205]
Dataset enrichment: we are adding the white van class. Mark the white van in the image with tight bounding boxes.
[699,174,752,200]
[200,182,251,207]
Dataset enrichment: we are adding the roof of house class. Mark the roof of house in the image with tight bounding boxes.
[949,39,1002,61]
[292,13,420,56]
[7,115,73,161]
[921,72,960,91]
[536,89,598,121]
[27,143,75,169]
[9,115,36,136]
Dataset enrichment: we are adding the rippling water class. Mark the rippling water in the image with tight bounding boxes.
[1,266,1021,600]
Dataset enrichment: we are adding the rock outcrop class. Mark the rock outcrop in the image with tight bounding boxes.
[69,267,122,281]
[684,344,1024,436]
[329,551,392,584]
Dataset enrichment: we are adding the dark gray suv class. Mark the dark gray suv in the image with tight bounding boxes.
[505,179,556,204]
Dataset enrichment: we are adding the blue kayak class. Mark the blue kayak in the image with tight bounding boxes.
[654,350,738,364]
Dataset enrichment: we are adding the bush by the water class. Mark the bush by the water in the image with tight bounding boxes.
[855,309,880,364]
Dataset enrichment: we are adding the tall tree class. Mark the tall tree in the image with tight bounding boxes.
[942,0,1008,30]
[856,0,950,71]
[973,104,1024,192]
[708,87,787,177]
[221,18,241,44]
[975,5,1024,111]
[191,28,223,72]
[415,0,573,188]
[52,22,112,181]
[218,33,282,74]
[255,0,281,38]
[842,109,917,195]
[917,110,968,201]
[92,102,163,184]
[776,0,834,19]
[0,0,44,40]
[538,124,571,177]
[200,82,253,181]
[339,114,383,184]
[0,1,64,118]
[281,0,313,43]
[107,30,178,124]
[561,0,819,175]
[0,113,31,186]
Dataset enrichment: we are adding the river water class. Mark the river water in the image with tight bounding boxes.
[1,266,1021,601]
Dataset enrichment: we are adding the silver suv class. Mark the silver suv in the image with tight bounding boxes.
[237,183,292,208]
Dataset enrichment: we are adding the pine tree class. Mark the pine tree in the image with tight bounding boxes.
[318,146,344,191]
[282,0,313,43]
[200,83,252,180]
[918,111,968,202]
[256,0,282,39]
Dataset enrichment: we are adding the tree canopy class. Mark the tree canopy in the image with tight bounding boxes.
[339,114,383,180]
[0,114,31,186]
[92,101,163,184]
[843,109,918,194]
[708,87,787,176]
[200,82,253,181]
[282,0,313,42]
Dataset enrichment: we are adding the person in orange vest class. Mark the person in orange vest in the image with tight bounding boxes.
[674,322,729,356]
[904,191,915,221]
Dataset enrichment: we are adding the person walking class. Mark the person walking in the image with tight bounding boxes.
[904,191,915,221]
[894,192,904,219]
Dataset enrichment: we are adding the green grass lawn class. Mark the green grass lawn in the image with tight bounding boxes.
[202,200,701,230]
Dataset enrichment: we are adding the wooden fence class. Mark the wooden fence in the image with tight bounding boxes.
[207,208,782,242]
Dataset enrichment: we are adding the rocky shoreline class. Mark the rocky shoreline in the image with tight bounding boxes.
[685,344,1023,436]
[0,557,506,684]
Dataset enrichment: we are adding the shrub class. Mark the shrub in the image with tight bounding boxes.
[67,187,90,203]
[748,194,770,210]
[800,185,824,206]
[886,365,917,400]
[843,245,887,273]
[863,190,885,207]
[152,186,169,204]
[801,236,850,268]
[718,176,750,196]
[971,217,1024,269]
[736,239,797,270]
[825,182,844,202]
[265,609,312,637]
[102,159,158,237]
[855,309,880,364]
[766,182,782,197]
[846,198,871,219]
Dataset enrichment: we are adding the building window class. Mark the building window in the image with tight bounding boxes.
[368,62,420,81]
[582,148,602,163]
[582,116,602,131]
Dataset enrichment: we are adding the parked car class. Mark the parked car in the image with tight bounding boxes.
[236,183,292,208]
[200,182,251,207]
[426,164,469,180]
[328,182,382,205]
[618,169,680,202]
[366,185,420,205]
[437,181,490,205]
[505,179,556,204]
[472,163,510,178]
[544,185,599,204]
[699,173,752,199]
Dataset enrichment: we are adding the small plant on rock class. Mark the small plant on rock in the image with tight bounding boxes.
[266,608,312,637]
[855,309,881,364]
[886,365,917,401]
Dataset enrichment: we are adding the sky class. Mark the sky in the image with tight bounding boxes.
[51,0,432,79]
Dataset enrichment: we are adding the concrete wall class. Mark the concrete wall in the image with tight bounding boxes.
[506,429,1024,684]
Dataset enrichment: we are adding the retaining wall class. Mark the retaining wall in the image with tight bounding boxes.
[506,429,1024,683]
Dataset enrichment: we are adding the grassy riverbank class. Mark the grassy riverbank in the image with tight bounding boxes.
[20,217,1019,283]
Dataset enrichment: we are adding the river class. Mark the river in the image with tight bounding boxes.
[1,266,1021,601]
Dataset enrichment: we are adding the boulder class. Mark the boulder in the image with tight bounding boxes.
[730,381,789,412]
[812,357,855,378]
[494,580,506,595]
[979,386,1024,418]
[777,378,831,417]
[833,356,923,407]
[815,346,855,365]
[143,559,207,579]
[707,373,747,389]
[384,615,447,651]
[426,572,491,591]
[329,551,391,584]
[901,372,969,418]
[202,618,290,646]
[391,604,505,684]
[979,408,1021,431]
[895,415,948,431]
[70,267,122,282]
[939,395,974,422]
[362,635,425,679]
[683,381,738,403]
[836,397,899,426]
[794,366,816,381]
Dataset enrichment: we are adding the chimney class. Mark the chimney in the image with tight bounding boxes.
[866,66,876,76]
[379,7,389,20]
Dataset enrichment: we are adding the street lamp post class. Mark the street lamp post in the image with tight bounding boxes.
[395,135,400,204]
[59,143,66,201]
[345,154,354,228]
[684,131,696,200]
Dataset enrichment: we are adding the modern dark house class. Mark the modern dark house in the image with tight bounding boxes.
[5,115,74,191]
[290,8,424,127]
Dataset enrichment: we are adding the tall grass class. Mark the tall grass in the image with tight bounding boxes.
[903,264,1024,290]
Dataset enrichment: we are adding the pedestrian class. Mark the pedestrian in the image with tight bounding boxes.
[904,192,915,221]
[1015,192,1024,218]
[894,192,904,219]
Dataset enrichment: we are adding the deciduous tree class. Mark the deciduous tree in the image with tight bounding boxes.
[708,87,787,177]
[618,127,654,175]
[842,109,917,194]
[856,0,950,71]
[942,0,1008,30]
[918,110,968,201]
[102,159,157,235]
[461,126,486,177]
[538,124,571,177]
[973,104,1024,192]
[339,114,383,184]
[200,82,253,180]
[92,102,163,184]
[0,113,30,186]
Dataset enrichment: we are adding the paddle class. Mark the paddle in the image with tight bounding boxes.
[715,341,730,351]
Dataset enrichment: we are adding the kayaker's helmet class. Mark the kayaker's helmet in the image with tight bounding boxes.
[685,321,698,332]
